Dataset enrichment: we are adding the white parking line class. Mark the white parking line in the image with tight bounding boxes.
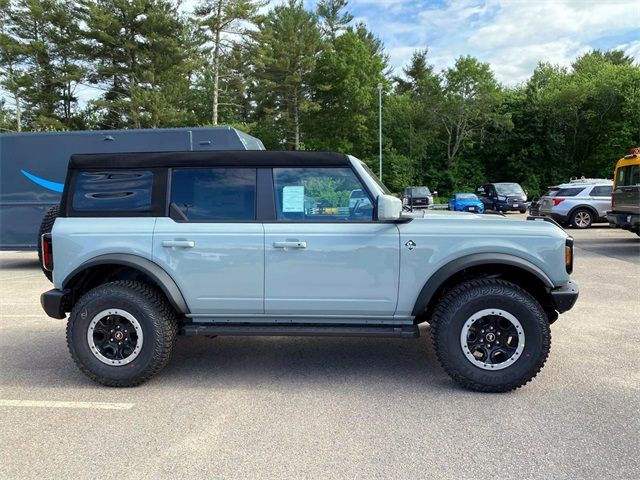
[0,399,134,410]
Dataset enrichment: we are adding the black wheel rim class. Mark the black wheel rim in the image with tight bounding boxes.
[87,309,144,366]
[460,308,525,370]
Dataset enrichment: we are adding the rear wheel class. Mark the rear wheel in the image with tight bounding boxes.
[519,209,527,214]
[67,281,178,387]
[37,205,59,282]
[570,208,594,229]
[431,279,551,392]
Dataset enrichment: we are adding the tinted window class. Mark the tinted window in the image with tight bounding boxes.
[72,170,153,211]
[590,185,612,197]
[555,187,585,197]
[544,188,560,197]
[616,165,640,187]
[273,167,372,221]
[171,168,256,221]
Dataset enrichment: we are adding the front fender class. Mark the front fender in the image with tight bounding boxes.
[411,253,554,317]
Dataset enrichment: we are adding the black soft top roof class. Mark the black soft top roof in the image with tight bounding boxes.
[69,150,350,169]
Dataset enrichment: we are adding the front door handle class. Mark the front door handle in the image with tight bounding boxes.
[273,241,307,249]
[162,240,195,248]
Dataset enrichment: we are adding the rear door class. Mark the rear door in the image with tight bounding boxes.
[615,165,640,213]
[263,166,400,317]
[153,167,264,315]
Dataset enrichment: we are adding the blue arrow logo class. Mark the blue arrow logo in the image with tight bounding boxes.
[20,169,64,193]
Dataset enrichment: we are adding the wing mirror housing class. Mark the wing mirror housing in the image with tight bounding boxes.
[377,194,402,221]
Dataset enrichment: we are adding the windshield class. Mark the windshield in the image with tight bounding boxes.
[495,183,525,196]
[358,161,390,194]
[408,187,431,196]
[456,193,478,200]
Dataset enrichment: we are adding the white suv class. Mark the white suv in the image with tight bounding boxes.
[538,178,612,229]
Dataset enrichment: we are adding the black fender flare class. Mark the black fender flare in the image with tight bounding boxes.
[63,254,189,314]
[411,253,554,317]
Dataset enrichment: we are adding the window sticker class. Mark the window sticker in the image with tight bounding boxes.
[282,185,305,212]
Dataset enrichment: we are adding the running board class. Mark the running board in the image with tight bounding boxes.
[180,324,420,339]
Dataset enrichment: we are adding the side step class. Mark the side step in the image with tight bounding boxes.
[180,323,420,339]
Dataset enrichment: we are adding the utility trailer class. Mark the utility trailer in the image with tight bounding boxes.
[0,127,264,250]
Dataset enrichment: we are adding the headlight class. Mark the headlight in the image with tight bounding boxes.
[498,195,506,201]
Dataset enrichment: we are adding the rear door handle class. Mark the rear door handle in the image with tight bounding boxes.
[162,240,195,248]
[273,241,307,249]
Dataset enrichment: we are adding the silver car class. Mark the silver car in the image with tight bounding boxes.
[538,178,612,228]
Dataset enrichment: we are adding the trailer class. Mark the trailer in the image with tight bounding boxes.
[0,127,264,250]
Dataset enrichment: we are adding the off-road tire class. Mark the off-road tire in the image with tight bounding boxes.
[37,204,59,282]
[67,281,178,387]
[570,208,594,229]
[431,279,551,393]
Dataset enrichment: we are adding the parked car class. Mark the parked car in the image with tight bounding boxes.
[529,198,541,216]
[538,178,612,229]
[607,148,639,235]
[41,150,578,392]
[475,183,528,213]
[0,127,264,251]
[402,186,433,209]
[448,193,485,213]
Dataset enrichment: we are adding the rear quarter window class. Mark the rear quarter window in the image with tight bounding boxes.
[72,171,153,212]
[555,187,585,197]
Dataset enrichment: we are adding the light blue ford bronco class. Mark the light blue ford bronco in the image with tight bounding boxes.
[40,151,579,391]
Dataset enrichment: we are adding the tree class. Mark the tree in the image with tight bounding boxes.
[439,56,510,167]
[193,0,264,125]
[80,0,194,129]
[317,0,352,42]
[309,24,387,160]
[252,0,322,149]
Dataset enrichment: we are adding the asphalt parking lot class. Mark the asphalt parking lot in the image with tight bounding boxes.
[1,219,639,480]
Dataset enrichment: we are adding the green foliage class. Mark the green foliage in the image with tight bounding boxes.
[0,1,637,199]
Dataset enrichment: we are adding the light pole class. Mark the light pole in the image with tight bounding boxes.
[377,83,383,181]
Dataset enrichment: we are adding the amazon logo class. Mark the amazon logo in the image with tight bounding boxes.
[20,170,64,193]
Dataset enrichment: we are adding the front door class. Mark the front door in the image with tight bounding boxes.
[264,167,400,317]
[153,167,264,315]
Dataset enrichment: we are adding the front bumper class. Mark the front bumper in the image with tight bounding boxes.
[550,280,579,313]
[41,289,70,319]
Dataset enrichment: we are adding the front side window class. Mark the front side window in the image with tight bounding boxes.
[273,167,373,221]
[72,170,153,212]
[171,168,256,221]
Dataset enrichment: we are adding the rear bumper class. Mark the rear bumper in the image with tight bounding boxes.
[41,289,70,319]
[550,281,579,314]
[607,211,640,230]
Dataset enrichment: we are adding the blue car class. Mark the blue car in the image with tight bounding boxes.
[448,193,485,213]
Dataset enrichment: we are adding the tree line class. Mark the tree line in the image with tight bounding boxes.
[1,0,638,196]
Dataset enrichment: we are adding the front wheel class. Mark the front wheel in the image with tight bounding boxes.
[431,279,551,392]
[67,281,178,387]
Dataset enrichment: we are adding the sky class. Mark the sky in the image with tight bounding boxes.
[260,0,640,85]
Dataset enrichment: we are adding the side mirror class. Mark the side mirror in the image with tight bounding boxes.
[377,194,402,221]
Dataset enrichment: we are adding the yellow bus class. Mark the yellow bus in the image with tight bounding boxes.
[607,147,640,235]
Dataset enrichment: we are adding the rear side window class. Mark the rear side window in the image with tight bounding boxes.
[72,171,153,212]
[590,186,612,197]
[555,187,585,197]
[171,168,256,221]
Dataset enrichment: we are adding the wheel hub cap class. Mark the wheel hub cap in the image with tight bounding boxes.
[460,308,525,371]
[87,309,144,366]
